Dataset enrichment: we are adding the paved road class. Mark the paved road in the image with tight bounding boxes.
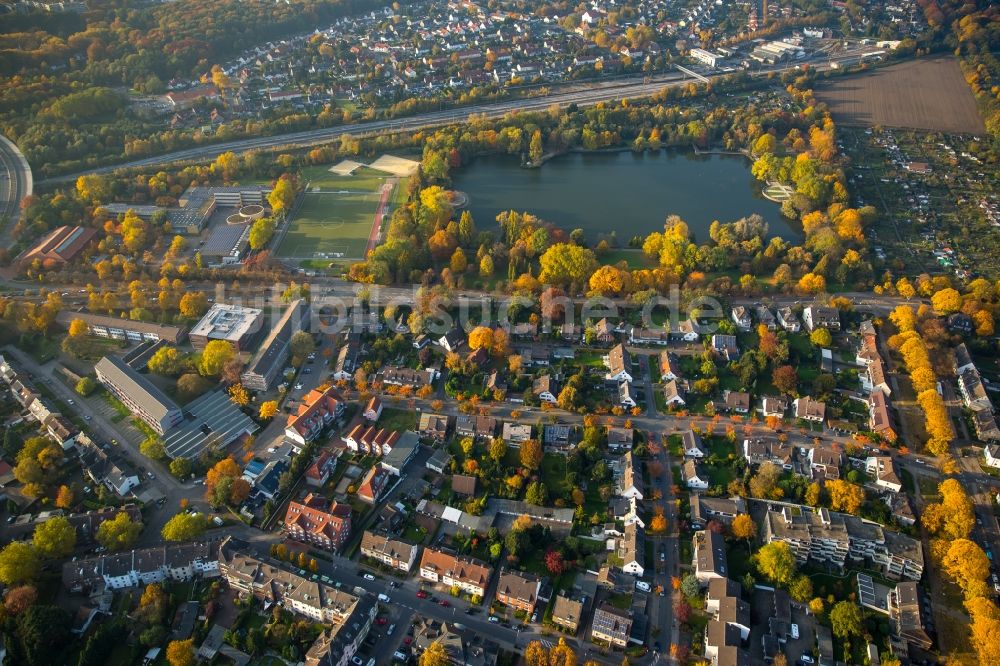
[38,49,883,186]
[0,133,32,240]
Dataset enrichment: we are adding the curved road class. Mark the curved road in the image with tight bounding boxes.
[0,133,32,239]
[39,49,880,186]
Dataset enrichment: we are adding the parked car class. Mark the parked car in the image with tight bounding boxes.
[363,573,376,581]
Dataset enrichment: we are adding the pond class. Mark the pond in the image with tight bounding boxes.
[451,150,802,244]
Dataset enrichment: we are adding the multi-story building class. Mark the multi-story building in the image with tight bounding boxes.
[62,540,220,593]
[219,538,375,666]
[552,594,586,634]
[495,569,542,614]
[356,466,391,504]
[619,523,645,576]
[55,311,187,344]
[360,531,419,572]
[95,355,183,435]
[418,548,493,597]
[703,578,751,666]
[694,529,729,585]
[284,493,352,552]
[241,299,308,391]
[285,386,346,445]
[762,505,923,580]
[802,306,840,332]
[590,605,633,648]
[604,344,633,383]
[189,303,265,351]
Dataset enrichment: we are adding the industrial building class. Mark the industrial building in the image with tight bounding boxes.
[161,390,259,460]
[16,225,98,270]
[189,303,265,351]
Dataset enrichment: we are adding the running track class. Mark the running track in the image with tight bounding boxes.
[366,179,395,256]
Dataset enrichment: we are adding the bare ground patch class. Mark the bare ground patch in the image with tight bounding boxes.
[815,57,986,134]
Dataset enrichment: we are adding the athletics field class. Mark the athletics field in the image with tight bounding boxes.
[276,166,397,260]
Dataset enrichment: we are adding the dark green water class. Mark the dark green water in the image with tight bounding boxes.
[452,150,802,243]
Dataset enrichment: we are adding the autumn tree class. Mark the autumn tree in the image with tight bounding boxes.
[166,639,196,666]
[931,288,962,314]
[32,515,75,558]
[731,514,757,542]
[520,439,543,470]
[148,346,185,376]
[809,327,832,348]
[198,340,236,377]
[922,478,974,540]
[161,512,208,541]
[259,400,279,420]
[753,542,796,587]
[0,542,39,585]
[96,511,143,551]
[749,462,784,499]
[967,597,1000,665]
[538,243,598,287]
[55,484,74,509]
[420,640,450,666]
[468,326,494,351]
[941,538,991,599]
[829,600,863,642]
[179,292,208,319]
[826,479,865,515]
[3,584,37,616]
[650,506,668,533]
[772,365,798,395]
[268,176,297,214]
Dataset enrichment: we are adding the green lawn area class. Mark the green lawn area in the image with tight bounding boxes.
[377,407,418,432]
[278,167,393,259]
[705,464,735,488]
[599,248,654,269]
[540,453,572,497]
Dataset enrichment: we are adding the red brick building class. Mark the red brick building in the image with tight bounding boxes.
[284,493,352,551]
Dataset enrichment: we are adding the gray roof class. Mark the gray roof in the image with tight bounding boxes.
[58,310,186,343]
[95,356,180,423]
[162,390,259,460]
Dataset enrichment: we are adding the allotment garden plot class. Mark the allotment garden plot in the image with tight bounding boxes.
[276,166,395,260]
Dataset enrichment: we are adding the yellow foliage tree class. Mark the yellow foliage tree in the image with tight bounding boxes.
[467,326,494,351]
[258,400,278,420]
[796,272,826,295]
[826,479,865,515]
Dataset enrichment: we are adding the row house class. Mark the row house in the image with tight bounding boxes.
[694,529,729,585]
[869,391,897,441]
[455,415,498,441]
[793,396,826,423]
[63,541,219,593]
[381,365,437,389]
[803,305,840,332]
[743,438,794,469]
[285,386,346,446]
[357,466,392,504]
[659,351,682,381]
[629,326,670,346]
[776,307,801,332]
[345,424,401,456]
[418,413,450,442]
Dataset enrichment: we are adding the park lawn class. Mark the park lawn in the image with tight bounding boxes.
[599,248,655,269]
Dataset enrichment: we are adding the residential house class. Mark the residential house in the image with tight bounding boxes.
[284,493,352,552]
[711,335,740,361]
[954,342,976,375]
[360,532,419,572]
[889,582,933,651]
[958,367,993,412]
[808,446,842,481]
[543,424,573,449]
[617,453,643,500]
[357,466,391,504]
[425,449,453,474]
[380,431,420,476]
[419,549,493,597]
[803,306,840,332]
[973,409,1000,442]
[629,327,669,346]
[690,496,747,528]
[866,456,902,493]
[760,396,788,418]
[743,438,794,469]
[776,307,801,332]
[663,380,686,407]
[704,579,751,665]
[533,375,559,403]
[604,344,634,383]
[455,415,498,441]
[947,312,974,335]
[683,459,710,490]
[438,328,466,352]
[670,318,700,342]
[363,396,383,421]
[694,529,728,584]
[502,422,532,446]
[724,391,751,414]
[793,396,826,423]
[451,474,477,497]
[658,352,682,381]
[756,306,777,330]
[681,430,707,458]
[619,381,638,408]
[863,359,891,396]
[332,342,359,381]
[607,427,634,451]
[552,594,586,634]
[591,318,616,345]
[618,524,644,576]
[418,413,450,442]
[304,450,335,488]
[869,391,897,441]
[495,569,542,614]
[731,306,752,331]
[590,605,633,648]
[381,366,436,389]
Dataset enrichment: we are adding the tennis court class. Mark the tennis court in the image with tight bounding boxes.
[276,167,394,259]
